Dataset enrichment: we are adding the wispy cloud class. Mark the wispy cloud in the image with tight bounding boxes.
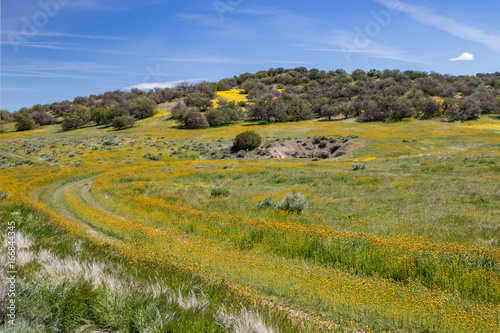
[176,13,226,28]
[60,0,128,11]
[298,48,363,53]
[304,30,426,63]
[1,61,140,80]
[376,0,500,53]
[1,70,96,79]
[265,59,313,65]
[151,55,311,65]
[237,6,314,29]
[449,52,475,61]
[2,30,123,40]
[126,79,207,90]
[0,86,18,91]
[153,55,244,64]
[0,41,71,50]
[0,40,144,55]
[4,61,119,72]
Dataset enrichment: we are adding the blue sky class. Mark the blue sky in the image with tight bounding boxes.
[2,0,500,111]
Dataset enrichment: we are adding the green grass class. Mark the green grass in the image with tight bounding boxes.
[0,205,298,333]
[1,114,500,332]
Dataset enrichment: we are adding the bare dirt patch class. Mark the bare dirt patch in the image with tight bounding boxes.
[209,135,361,160]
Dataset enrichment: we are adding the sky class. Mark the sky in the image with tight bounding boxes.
[1,0,500,111]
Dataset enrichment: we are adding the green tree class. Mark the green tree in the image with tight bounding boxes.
[91,107,111,125]
[445,97,481,121]
[338,101,355,119]
[0,110,13,123]
[31,111,56,125]
[319,104,338,121]
[0,110,13,132]
[185,94,213,111]
[205,108,231,127]
[32,104,46,112]
[112,116,135,130]
[131,96,157,118]
[178,107,209,128]
[61,105,91,130]
[288,99,313,121]
[14,112,37,131]
[420,98,440,119]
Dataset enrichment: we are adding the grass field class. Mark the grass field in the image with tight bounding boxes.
[1,100,499,332]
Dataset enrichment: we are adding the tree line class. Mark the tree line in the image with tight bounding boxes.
[2,69,500,132]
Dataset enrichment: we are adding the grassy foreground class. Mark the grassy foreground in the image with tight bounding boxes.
[1,106,500,332]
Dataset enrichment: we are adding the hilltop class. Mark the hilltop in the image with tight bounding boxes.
[1,68,499,136]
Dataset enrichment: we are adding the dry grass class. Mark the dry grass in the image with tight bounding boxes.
[217,306,276,333]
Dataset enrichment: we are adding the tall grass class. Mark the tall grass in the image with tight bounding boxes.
[0,206,301,333]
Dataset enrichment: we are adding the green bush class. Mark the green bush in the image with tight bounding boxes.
[112,116,135,130]
[258,196,274,209]
[352,163,366,171]
[143,153,160,161]
[178,107,210,128]
[205,108,231,127]
[313,135,327,144]
[275,192,309,213]
[14,112,37,131]
[232,130,262,151]
[211,187,230,197]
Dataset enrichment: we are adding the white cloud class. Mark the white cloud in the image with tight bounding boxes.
[449,52,475,61]
[126,79,207,90]
[376,0,500,53]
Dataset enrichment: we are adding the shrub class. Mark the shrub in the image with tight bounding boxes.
[205,108,231,127]
[185,94,213,111]
[313,136,327,144]
[0,110,13,123]
[0,191,9,200]
[352,163,366,171]
[318,140,327,148]
[330,144,341,153]
[143,153,160,161]
[131,96,157,118]
[31,111,56,125]
[258,197,274,209]
[232,131,262,151]
[445,97,481,121]
[170,101,185,118]
[179,108,210,128]
[112,116,135,130]
[257,148,269,156]
[275,192,309,213]
[14,112,37,131]
[211,187,229,197]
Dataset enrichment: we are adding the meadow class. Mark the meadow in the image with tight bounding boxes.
[1,91,500,332]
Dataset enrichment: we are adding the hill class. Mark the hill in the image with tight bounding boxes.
[1,68,500,332]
